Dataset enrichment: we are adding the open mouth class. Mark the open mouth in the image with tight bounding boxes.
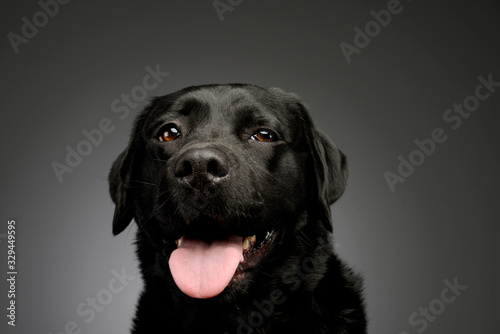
[234,230,275,278]
[167,217,275,299]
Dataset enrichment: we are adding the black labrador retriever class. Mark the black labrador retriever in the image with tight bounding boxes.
[109,84,366,333]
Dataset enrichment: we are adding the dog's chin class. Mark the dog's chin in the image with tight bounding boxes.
[159,215,278,300]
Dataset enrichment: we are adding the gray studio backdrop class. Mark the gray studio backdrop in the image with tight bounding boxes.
[1,0,499,333]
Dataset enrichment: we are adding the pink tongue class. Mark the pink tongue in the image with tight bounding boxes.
[168,236,243,299]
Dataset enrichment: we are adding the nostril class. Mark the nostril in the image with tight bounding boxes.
[175,159,193,178]
[174,147,230,188]
[207,159,228,178]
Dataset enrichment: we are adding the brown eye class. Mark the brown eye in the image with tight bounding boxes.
[250,129,278,142]
[159,123,181,142]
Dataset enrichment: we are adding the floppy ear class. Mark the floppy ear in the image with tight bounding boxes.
[309,129,348,232]
[271,90,348,232]
[109,145,136,235]
[108,101,156,235]
[109,95,182,235]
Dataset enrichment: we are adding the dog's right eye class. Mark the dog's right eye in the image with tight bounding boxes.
[158,123,181,142]
[250,129,278,142]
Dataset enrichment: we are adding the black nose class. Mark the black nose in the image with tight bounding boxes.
[174,147,230,189]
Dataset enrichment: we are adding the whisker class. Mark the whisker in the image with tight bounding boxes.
[132,180,157,186]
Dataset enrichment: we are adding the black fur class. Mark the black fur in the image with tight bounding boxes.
[109,84,366,333]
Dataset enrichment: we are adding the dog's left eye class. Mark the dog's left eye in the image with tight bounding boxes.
[159,123,181,142]
[250,129,278,142]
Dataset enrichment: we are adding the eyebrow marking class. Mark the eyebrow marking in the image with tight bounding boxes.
[172,98,207,116]
[233,105,282,135]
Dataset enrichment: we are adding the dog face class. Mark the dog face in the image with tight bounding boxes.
[109,84,347,301]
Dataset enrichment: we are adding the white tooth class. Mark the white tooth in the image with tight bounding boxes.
[265,231,271,240]
[176,235,184,247]
[242,238,250,250]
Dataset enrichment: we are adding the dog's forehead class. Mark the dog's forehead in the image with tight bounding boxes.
[172,85,288,117]
[179,86,253,105]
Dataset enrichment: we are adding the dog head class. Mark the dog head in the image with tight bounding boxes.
[109,84,347,299]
